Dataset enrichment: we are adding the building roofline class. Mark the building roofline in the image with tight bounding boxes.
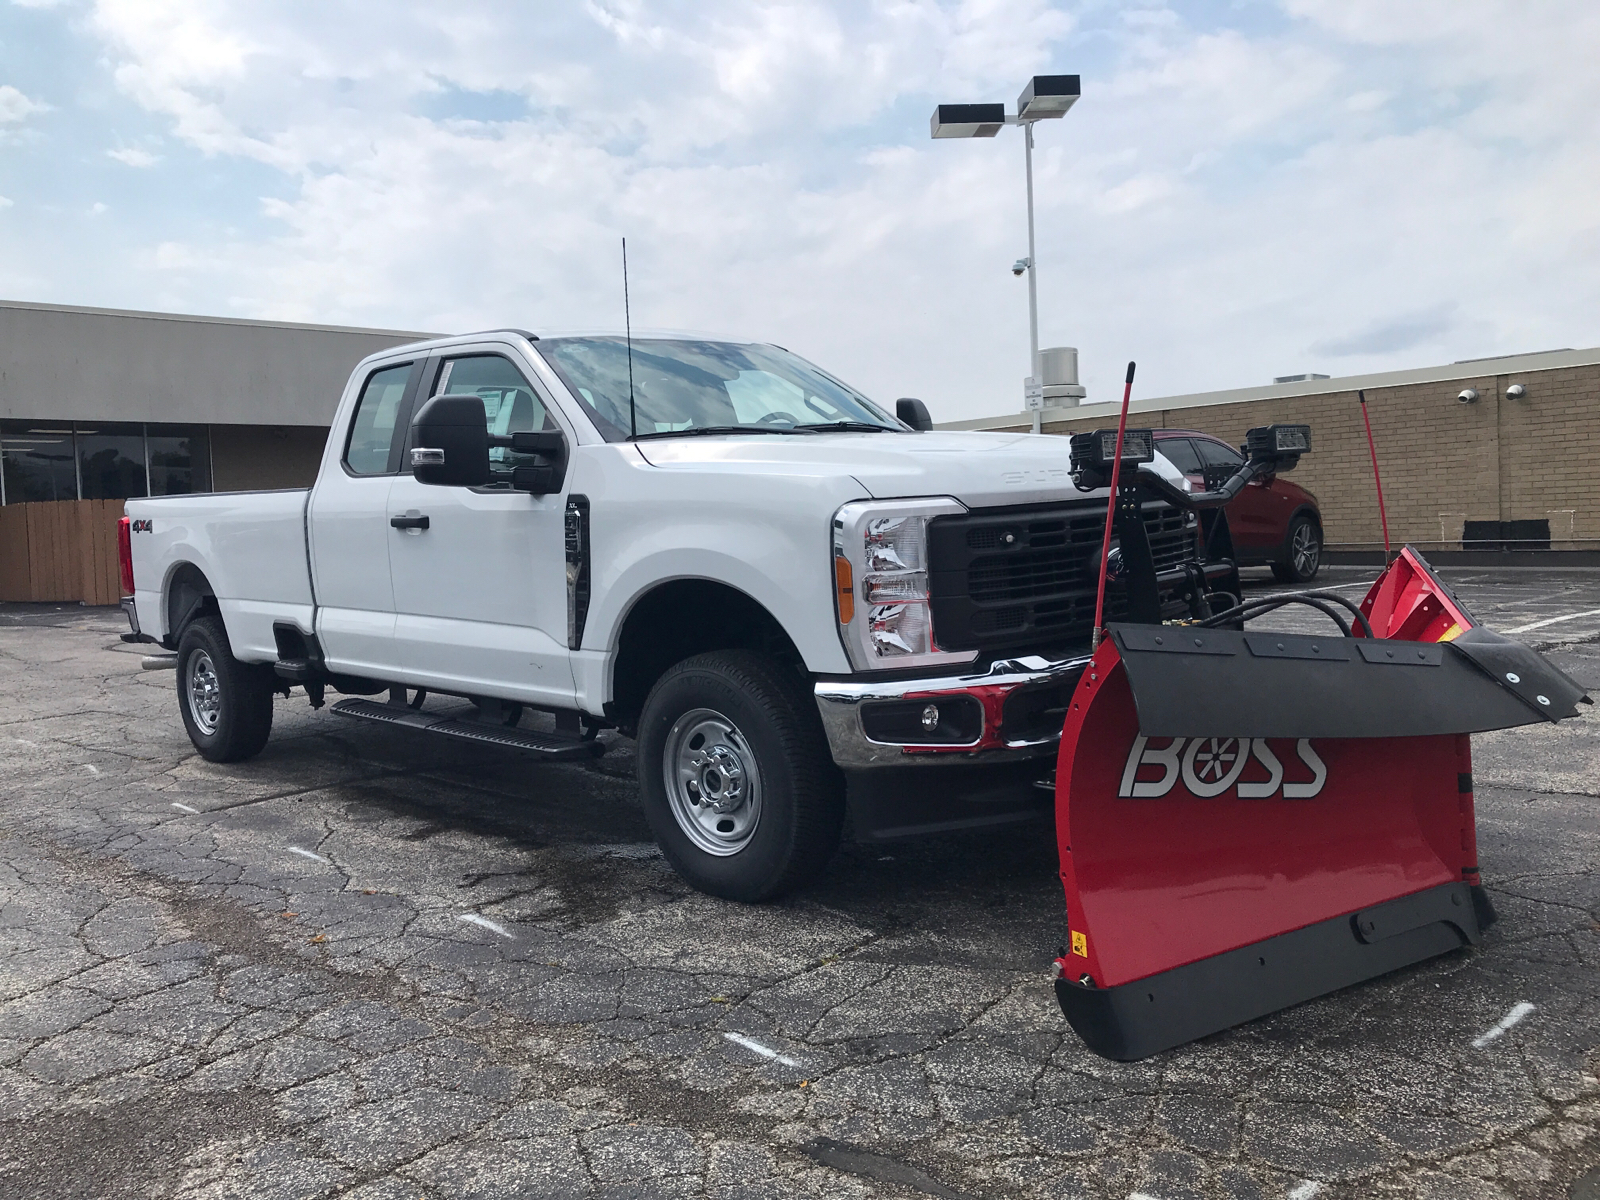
[0,297,440,341]
[937,344,1600,431]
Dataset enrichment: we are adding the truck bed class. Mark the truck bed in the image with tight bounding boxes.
[126,488,313,661]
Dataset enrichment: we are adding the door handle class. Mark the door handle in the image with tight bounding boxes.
[390,514,430,530]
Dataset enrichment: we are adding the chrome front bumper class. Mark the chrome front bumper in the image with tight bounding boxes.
[814,653,1092,769]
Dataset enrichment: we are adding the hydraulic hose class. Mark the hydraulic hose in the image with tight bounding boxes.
[1201,589,1376,639]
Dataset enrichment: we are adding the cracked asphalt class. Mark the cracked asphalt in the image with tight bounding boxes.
[1,566,1597,1200]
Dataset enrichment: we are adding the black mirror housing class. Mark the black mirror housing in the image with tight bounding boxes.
[410,395,491,487]
[895,397,933,431]
[506,429,568,495]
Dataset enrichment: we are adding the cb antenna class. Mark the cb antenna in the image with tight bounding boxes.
[622,237,637,439]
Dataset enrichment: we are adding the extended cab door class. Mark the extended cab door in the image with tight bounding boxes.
[307,359,421,677]
[385,350,577,706]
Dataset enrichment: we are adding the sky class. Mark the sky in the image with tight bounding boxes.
[0,0,1597,422]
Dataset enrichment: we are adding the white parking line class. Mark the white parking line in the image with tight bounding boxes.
[723,1031,801,1068]
[287,846,331,864]
[458,913,513,939]
[1502,607,1600,635]
[170,802,199,814]
[1473,1001,1536,1049]
[1288,1182,1324,1200]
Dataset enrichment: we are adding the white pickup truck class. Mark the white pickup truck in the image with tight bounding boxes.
[122,330,1228,900]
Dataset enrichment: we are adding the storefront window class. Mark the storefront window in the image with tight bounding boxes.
[147,424,211,496]
[0,422,215,504]
[76,422,149,500]
[1,422,78,503]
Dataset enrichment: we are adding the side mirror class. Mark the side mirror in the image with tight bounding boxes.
[506,430,568,496]
[896,397,933,432]
[409,394,491,487]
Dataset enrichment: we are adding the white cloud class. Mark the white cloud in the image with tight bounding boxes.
[5,1,1598,418]
[0,195,13,209]
[0,84,49,124]
[106,147,159,167]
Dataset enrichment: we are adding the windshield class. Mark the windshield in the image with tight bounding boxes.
[535,337,901,441]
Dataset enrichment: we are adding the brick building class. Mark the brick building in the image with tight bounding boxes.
[942,347,1600,552]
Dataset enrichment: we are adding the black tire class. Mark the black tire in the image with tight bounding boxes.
[1271,515,1322,584]
[637,650,844,902]
[176,615,275,762]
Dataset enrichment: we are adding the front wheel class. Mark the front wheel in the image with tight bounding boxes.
[637,650,844,901]
[1272,516,1323,584]
[177,615,276,762]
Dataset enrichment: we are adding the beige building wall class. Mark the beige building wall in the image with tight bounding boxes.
[954,355,1599,551]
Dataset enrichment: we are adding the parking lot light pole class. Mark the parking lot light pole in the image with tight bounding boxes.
[931,75,1080,433]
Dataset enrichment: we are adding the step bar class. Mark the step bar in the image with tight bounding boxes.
[329,698,605,760]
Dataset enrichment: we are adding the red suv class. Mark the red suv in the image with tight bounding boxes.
[1153,429,1323,583]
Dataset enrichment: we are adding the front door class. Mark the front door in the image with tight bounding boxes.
[308,359,419,677]
[1196,438,1285,553]
[385,351,577,706]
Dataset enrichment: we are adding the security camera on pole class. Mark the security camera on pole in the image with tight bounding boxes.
[932,75,1084,434]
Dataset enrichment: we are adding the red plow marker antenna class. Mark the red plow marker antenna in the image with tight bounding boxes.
[1091,361,1137,651]
[1359,389,1391,557]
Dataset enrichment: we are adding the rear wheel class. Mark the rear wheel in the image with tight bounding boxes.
[1272,516,1322,584]
[177,615,275,762]
[637,650,843,901]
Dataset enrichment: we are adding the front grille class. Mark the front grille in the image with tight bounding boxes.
[928,500,1197,654]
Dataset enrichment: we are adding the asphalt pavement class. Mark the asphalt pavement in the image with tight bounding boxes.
[1,566,1597,1200]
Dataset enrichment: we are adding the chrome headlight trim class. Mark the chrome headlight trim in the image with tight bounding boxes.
[831,497,979,673]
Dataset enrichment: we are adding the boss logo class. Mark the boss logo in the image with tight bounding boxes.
[130,519,154,533]
[1119,735,1327,800]
[1001,468,1069,486]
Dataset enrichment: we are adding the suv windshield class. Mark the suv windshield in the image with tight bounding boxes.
[536,337,901,441]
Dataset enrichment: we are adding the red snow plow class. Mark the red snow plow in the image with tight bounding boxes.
[1049,429,1590,1060]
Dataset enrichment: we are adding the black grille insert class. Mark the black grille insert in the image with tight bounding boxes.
[928,500,1196,654]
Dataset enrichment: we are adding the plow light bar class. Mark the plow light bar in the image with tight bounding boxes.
[1069,428,1155,490]
[1246,423,1312,466]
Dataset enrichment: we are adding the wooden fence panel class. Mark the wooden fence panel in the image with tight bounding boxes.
[0,505,30,602]
[80,498,123,606]
[26,502,71,601]
[0,499,127,606]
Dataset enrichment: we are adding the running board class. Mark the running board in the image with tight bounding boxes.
[329,698,604,760]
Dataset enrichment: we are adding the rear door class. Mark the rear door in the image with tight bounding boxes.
[308,359,422,676]
[385,349,577,705]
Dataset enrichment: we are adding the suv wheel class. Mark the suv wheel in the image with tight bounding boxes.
[637,650,843,901]
[1272,516,1322,584]
[177,615,276,762]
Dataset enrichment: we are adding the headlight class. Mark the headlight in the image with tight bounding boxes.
[832,498,977,672]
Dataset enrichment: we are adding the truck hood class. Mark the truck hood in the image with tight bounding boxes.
[633,429,1186,508]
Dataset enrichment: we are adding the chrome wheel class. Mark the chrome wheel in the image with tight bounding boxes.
[1291,522,1320,576]
[186,649,222,735]
[662,707,763,856]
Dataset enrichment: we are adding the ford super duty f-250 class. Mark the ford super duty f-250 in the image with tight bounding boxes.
[121,329,1237,900]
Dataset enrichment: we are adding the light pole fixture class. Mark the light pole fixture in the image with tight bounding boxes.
[931,75,1080,433]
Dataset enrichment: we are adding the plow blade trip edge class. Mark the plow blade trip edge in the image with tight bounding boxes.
[1055,881,1478,1062]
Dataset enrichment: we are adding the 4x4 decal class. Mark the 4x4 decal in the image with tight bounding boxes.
[1118,735,1327,800]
